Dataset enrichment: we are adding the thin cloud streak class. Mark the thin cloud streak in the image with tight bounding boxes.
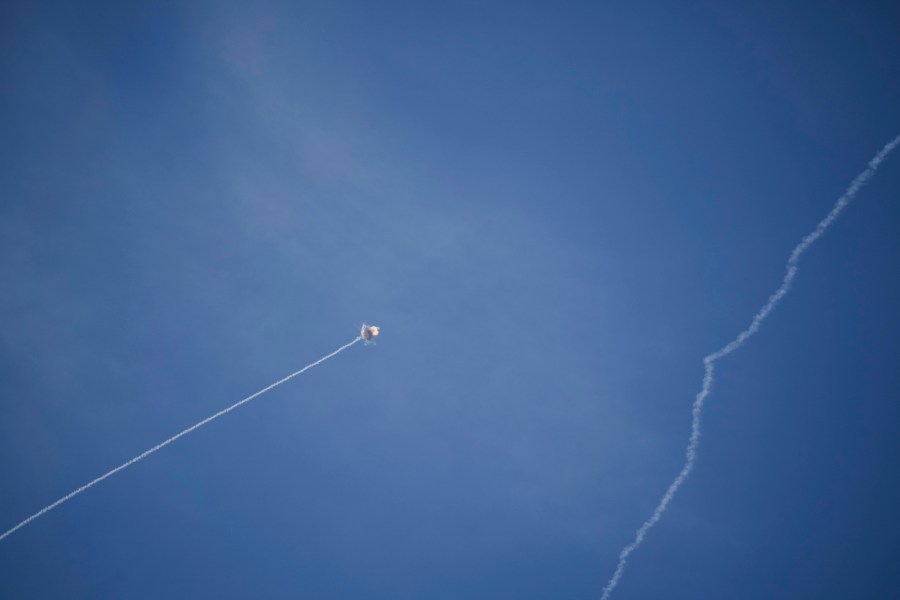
[601,135,900,599]
[1,336,362,543]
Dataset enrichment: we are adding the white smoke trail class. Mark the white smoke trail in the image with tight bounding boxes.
[1,336,362,543]
[601,135,900,599]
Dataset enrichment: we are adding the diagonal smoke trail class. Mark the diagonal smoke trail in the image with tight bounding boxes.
[1,336,362,543]
[601,135,900,599]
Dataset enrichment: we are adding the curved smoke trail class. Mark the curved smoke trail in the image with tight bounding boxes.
[601,135,900,599]
[1,336,362,543]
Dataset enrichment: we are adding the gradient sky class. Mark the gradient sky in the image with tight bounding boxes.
[2,1,899,598]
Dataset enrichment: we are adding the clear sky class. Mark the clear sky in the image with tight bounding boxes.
[1,1,899,598]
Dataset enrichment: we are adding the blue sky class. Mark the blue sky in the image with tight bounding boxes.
[1,1,899,598]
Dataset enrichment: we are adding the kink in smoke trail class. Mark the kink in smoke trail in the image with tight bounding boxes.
[600,135,900,599]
